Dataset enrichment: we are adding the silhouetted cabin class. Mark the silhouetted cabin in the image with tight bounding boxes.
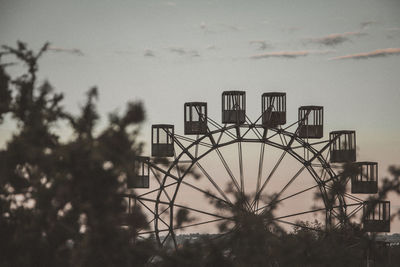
[261,92,286,128]
[120,196,142,226]
[363,201,390,232]
[184,102,208,135]
[222,91,246,124]
[329,130,356,163]
[120,195,132,226]
[351,162,378,194]
[127,157,149,188]
[298,106,323,138]
[152,124,174,157]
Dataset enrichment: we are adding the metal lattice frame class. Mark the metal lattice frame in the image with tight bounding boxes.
[124,93,376,249]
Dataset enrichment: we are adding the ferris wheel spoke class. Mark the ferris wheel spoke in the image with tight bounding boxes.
[172,135,195,161]
[195,134,200,158]
[214,147,253,210]
[216,127,225,144]
[172,202,232,220]
[174,134,213,149]
[250,125,263,140]
[122,208,155,234]
[255,142,266,211]
[291,139,330,149]
[173,218,226,231]
[255,175,339,214]
[195,162,233,205]
[252,150,287,208]
[159,205,170,216]
[262,166,306,215]
[269,202,362,222]
[238,142,244,195]
[319,166,328,182]
[137,198,157,217]
[252,110,265,125]
[316,150,331,183]
[256,183,321,213]
[240,126,255,140]
[173,149,184,181]
[308,142,335,164]
[134,216,156,235]
[170,230,178,248]
[281,130,289,146]
[181,179,232,207]
[224,127,239,140]
[137,196,231,223]
[137,199,171,230]
[278,132,287,147]
[340,204,363,225]
[150,168,172,202]
[324,183,364,203]
[311,163,325,168]
[161,232,171,246]
[333,204,363,228]
[148,162,181,182]
[266,119,300,141]
[207,117,236,140]
[237,125,261,140]
[244,115,263,140]
[206,116,224,130]
[322,174,364,203]
[136,181,178,198]
[215,148,241,192]
[340,190,363,203]
[304,134,339,164]
[138,202,170,228]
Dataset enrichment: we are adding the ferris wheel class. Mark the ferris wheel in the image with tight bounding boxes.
[122,91,390,248]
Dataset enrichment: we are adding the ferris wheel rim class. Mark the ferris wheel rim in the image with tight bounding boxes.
[147,121,352,247]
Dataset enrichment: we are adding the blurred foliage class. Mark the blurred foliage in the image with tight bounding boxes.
[0,42,152,267]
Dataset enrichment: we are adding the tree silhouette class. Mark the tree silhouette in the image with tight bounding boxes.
[0,42,151,267]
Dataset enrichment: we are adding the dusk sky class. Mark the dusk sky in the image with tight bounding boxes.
[1,0,400,232]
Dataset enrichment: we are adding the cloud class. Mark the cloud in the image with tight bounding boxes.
[169,47,200,57]
[199,22,242,33]
[360,21,377,29]
[190,50,200,57]
[205,45,217,50]
[251,51,308,59]
[249,40,271,50]
[48,47,84,56]
[169,47,186,55]
[330,48,400,60]
[144,49,155,57]
[250,50,335,59]
[308,31,366,47]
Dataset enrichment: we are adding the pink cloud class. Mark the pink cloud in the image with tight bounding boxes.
[331,48,400,60]
[250,51,309,59]
[250,50,334,59]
